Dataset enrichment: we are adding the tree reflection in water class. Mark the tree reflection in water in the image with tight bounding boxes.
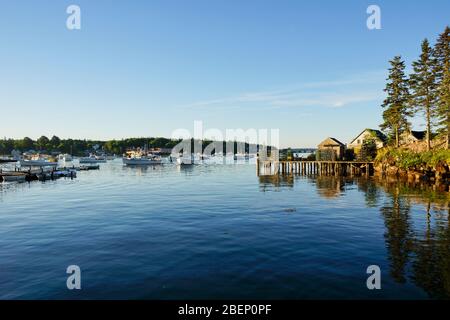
[259,173,450,298]
[373,178,450,298]
[345,177,448,298]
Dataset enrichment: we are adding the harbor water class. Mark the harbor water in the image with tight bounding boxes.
[0,159,449,299]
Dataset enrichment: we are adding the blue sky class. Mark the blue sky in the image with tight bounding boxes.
[0,0,449,147]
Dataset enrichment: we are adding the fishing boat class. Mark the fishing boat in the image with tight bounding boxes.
[20,154,58,167]
[58,154,73,162]
[79,154,106,164]
[122,151,162,165]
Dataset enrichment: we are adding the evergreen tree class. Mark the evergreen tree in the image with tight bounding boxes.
[410,39,438,151]
[360,138,377,161]
[380,56,411,147]
[433,26,450,149]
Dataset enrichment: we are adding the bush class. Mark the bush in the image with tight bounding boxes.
[375,147,450,170]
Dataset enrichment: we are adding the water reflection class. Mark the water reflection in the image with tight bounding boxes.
[314,176,346,199]
[333,177,449,298]
[260,174,450,298]
[258,175,294,191]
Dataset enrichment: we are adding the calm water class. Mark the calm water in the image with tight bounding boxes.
[0,159,449,299]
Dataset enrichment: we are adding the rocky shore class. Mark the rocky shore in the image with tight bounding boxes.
[374,148,450,186]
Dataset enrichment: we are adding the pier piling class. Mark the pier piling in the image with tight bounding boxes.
[256,159,374,177]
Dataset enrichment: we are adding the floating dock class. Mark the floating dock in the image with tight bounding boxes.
[0,164,99,183]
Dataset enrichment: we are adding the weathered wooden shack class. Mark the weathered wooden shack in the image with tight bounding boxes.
[316,137,345,161]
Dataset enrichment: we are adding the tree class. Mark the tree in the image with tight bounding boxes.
[380,56,411,147]
[360,138,377,161]
[22,137,35,150]
[286,148,293,160]
[433,26,450,149]
[36,136,50,151]
[410,39,439,151]
[13,137,35,151]
[50,135,61,150]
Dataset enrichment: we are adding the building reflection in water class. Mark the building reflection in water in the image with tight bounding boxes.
[258,173,450,298]
[258,174,294,191]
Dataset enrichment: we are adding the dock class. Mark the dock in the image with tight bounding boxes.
[256,159,374,177]
[0,164,100,183]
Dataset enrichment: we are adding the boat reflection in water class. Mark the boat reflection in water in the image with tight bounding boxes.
[259,174,450,299]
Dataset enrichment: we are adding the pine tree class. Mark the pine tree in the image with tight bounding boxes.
[433,26,450,149]
[410,39,438,151]
[380,56,411,147]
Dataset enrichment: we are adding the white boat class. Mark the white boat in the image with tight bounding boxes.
[122,151,162,166]
[176,155,195,166]
[79,157,98,164]
[79,155,106,164]
[20,155,58,167]
[58,154,73,162]
[20,160,58,167]
[94,155,107,162]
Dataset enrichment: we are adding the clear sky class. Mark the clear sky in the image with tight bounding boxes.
[0,0,449,148]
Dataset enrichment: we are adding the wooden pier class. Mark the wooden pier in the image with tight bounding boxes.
[256,159,374,177]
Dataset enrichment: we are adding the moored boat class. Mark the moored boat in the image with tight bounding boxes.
[20,154,58,167]
[58,154,73,162]
[176,154,195,166]
[79,154,106,164]
[79,164,100,171]
[0,173,27,182]
[122,151,162,166]
[20,159,58,167]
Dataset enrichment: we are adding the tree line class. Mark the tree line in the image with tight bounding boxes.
[381,26,449,150]
[0,136,261,156]
[0,136,183,156]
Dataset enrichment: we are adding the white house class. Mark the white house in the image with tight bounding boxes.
[400,130,426,145]
[347,129,386,150]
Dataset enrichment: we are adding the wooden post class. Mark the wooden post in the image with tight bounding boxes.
[256,157,260,176]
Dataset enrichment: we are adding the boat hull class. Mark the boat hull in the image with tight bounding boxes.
[20,160,58,167]
[123,158,162,165]
[1,174,26,182]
